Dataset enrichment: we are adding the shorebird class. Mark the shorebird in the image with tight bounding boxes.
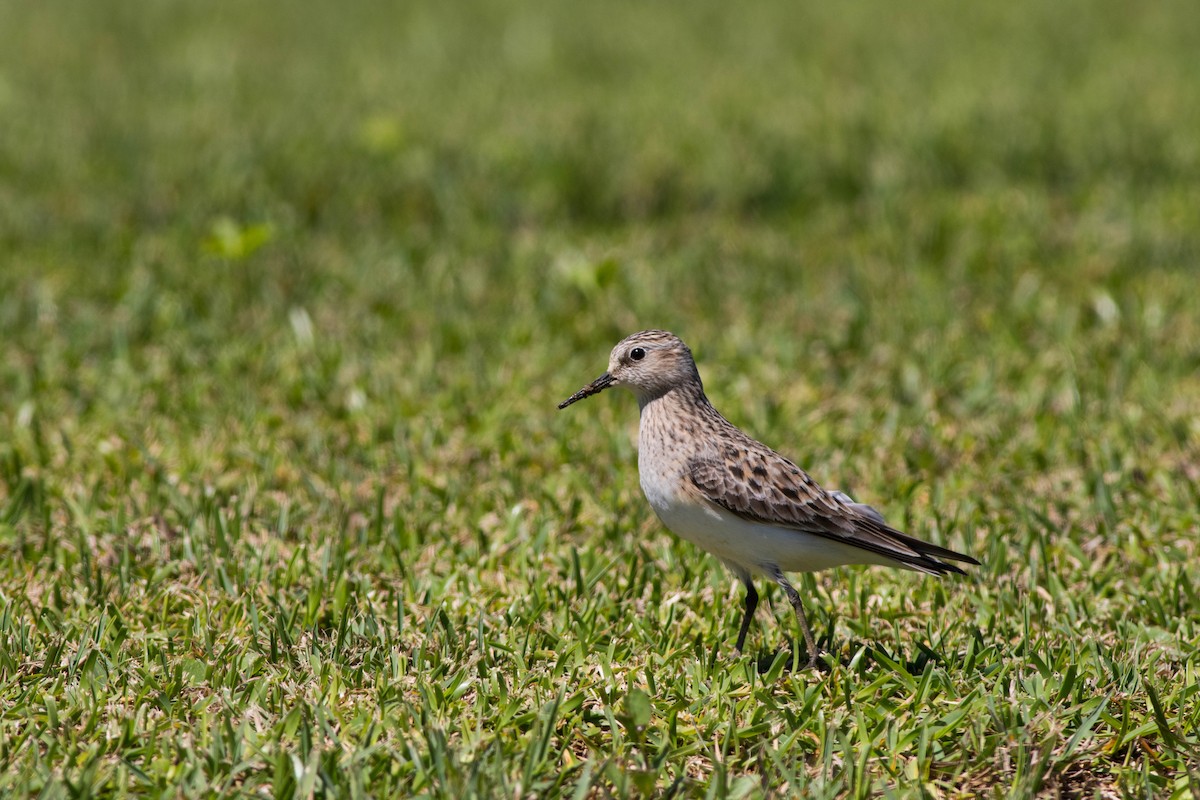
[558,330,977,667]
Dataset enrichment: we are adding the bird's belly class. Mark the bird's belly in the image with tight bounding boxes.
[641,479,894,575]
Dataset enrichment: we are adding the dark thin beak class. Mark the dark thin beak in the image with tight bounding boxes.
[557,372,614,409]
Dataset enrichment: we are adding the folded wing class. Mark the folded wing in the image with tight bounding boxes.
[686,454,978,575]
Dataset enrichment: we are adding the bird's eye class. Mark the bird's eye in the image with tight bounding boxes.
[630,347,646,361]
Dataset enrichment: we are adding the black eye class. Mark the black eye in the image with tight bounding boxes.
[630,347,646,361]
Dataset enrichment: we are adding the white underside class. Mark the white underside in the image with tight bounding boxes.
[641,475,899,578]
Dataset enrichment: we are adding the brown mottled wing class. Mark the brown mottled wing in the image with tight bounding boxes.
[685,451,977,574]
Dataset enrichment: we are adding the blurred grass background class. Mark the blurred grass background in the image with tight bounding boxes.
[2,0,1199,796]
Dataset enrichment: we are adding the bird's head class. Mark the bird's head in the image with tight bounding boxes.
[558,330,700,409]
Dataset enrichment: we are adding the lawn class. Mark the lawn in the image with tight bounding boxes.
[2,0,1199,796]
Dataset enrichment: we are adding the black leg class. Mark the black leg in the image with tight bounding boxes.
[735,579,758,652]
[772,569,820,669]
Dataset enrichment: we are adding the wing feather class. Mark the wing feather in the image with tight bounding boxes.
[685,453,978,575]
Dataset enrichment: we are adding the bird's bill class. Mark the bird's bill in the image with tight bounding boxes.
[557,372,615,409]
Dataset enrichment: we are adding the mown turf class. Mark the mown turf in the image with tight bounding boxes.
[2,0,1199,796]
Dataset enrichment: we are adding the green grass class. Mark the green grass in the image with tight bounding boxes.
[2,0,1200,796]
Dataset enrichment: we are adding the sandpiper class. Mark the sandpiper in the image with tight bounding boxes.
[558,330,977,667]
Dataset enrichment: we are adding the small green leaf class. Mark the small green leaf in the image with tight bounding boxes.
[203,217,274,260]
[624,688,652,729]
